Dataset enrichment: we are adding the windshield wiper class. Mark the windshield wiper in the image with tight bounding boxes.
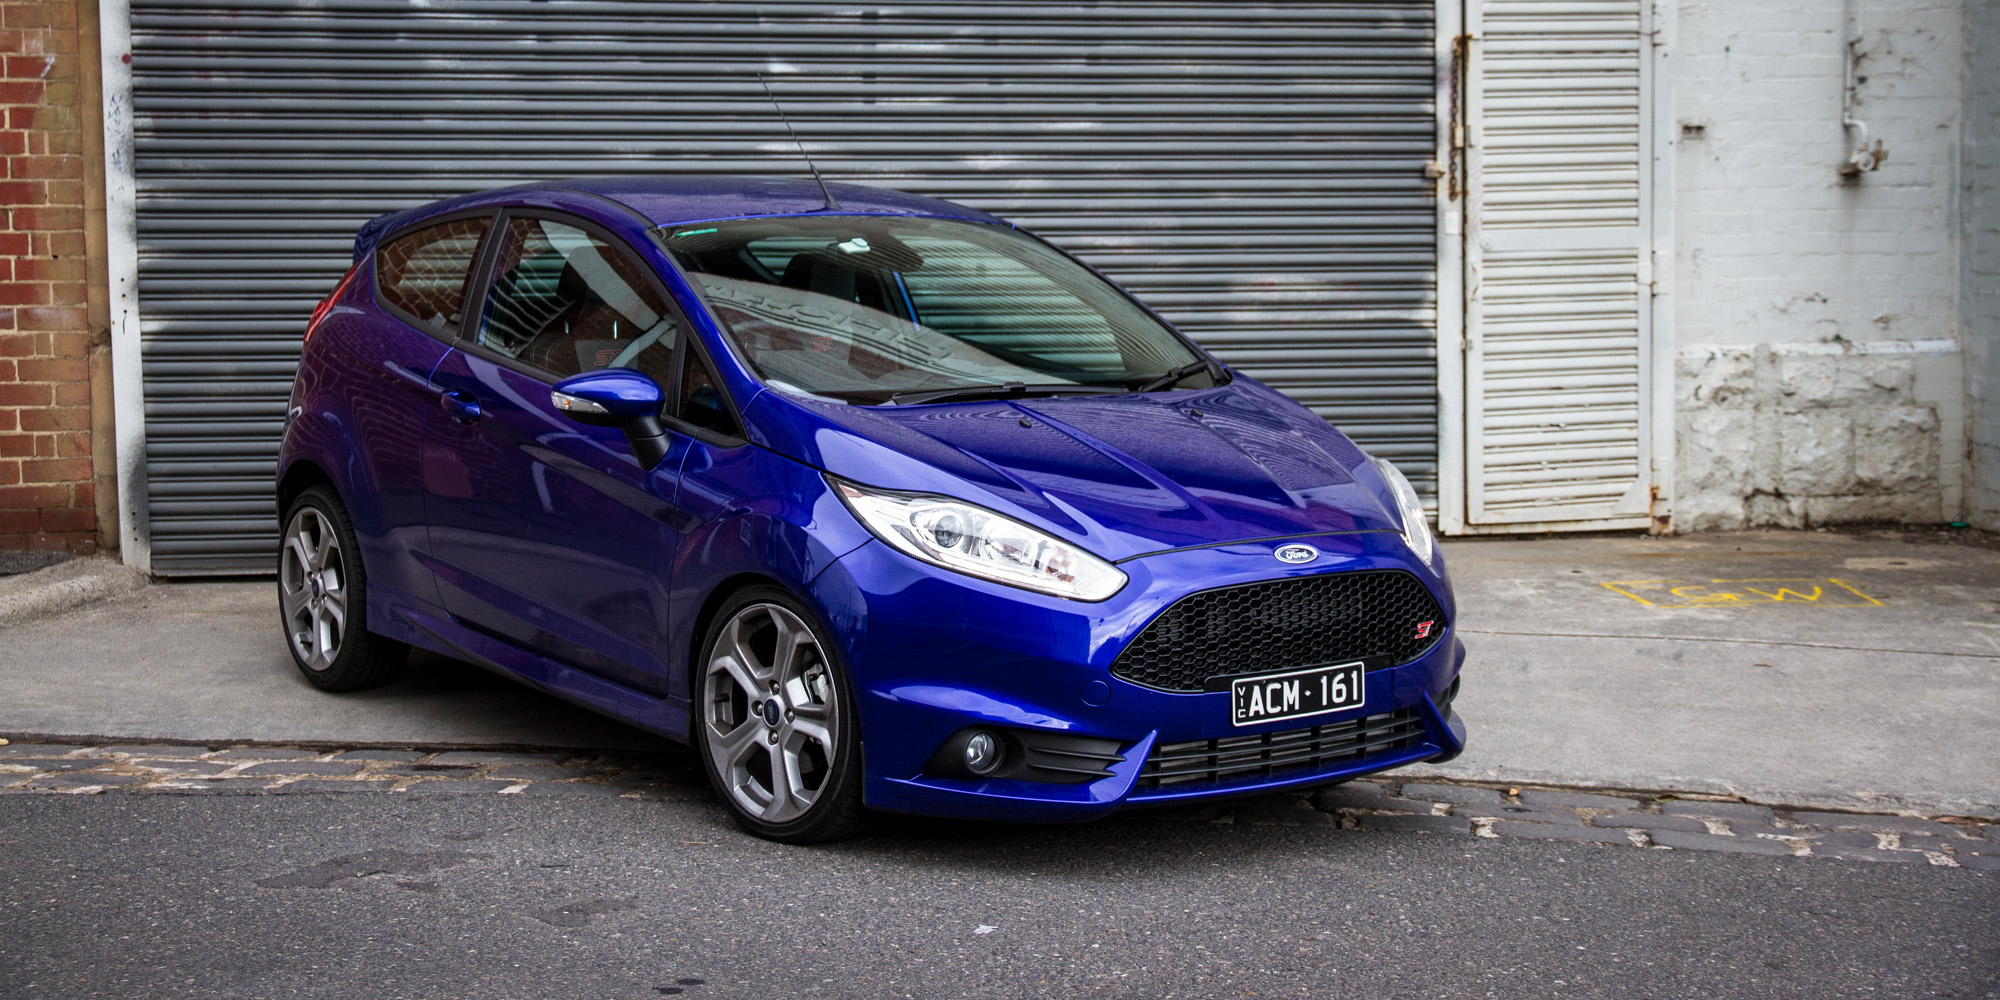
[1132,359,1217,394]
[888,382,1127,406]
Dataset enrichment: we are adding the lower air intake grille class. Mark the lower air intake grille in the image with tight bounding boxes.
[1110,570,1446,693]
[1135,707,1428,791]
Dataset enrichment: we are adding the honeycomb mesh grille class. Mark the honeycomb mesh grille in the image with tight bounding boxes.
[1110,570,1445,693]
[1134,706,1428,791]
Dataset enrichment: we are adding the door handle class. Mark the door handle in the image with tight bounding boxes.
[439,390,482,424]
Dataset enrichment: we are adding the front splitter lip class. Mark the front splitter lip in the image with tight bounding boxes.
[864,697,1465,824]
[1124,687,1465,806]
[1120,741,1447,808]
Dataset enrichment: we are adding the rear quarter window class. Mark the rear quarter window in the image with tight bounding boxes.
[376,216,492,336]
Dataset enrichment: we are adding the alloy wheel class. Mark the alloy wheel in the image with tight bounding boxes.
[702,602,842,824]
[279,506,349,672]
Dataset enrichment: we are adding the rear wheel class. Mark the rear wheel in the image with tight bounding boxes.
[694,586,868,843]
[278,485,406,692]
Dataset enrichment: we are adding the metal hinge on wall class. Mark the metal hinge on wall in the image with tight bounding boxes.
[1446,33,1472,199]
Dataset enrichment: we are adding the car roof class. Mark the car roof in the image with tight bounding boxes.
[551,175,1003,228]
[353,175,1006,262]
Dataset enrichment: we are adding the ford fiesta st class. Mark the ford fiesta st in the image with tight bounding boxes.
[276,176,1466,843]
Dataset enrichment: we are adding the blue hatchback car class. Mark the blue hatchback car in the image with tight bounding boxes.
[276,176,1465,842]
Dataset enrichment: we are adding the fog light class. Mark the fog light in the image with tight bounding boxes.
[964,731,1001,775]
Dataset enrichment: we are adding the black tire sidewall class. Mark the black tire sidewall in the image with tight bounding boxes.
[692,584,867,843]
[278,485,395,691]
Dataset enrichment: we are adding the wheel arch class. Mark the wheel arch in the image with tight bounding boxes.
[276,458,335,524]
[686,571,799,692]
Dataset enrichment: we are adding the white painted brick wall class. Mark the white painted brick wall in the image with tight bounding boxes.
[1671,0,1967,530]
[1676,0,1960,349]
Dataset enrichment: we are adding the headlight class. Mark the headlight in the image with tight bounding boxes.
[831,478,1128,601]
[1370,456,1436,566]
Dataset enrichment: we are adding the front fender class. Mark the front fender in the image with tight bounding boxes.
[664,441,873,701]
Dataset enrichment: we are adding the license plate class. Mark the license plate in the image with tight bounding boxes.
[1231,661,1366,727]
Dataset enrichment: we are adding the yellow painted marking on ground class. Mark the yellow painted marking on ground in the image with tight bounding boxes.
[1600,578,1883,609]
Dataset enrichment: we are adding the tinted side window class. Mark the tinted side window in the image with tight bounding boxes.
[678,348,738,438]
[477,216,678,388]
[376,216,491,335]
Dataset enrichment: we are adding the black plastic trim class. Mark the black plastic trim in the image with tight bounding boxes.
[1135,707,1429,791]
[925,726,1125,785]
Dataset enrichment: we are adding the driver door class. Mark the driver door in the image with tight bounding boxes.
[420,210,692,695]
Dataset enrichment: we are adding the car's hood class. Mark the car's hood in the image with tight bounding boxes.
[743,377,1404,562]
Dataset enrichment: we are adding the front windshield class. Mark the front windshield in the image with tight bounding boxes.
[661,216,1219,405]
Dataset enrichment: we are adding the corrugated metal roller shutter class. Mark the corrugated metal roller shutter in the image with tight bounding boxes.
[128,0,1440,574]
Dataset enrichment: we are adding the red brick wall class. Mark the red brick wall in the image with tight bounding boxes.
[0,0,95,553]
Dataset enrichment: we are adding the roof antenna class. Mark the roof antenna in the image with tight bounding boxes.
[757,73,841,212]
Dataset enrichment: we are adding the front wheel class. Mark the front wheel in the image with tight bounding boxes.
[278,485,407,692]
[694,587,868,843]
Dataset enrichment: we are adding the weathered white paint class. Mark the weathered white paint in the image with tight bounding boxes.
[1965,0,2000,531]
[1647,0,1679,530]
[98,0,148,572]
[1674,0,1961,350]
[1670,0,1966,529]
[1434,0,1468,535]
[1460,0,1662,532]
[1674,339,1961,530]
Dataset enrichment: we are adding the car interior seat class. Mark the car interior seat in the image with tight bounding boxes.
[521,260,614,377]
[782,250,894,316]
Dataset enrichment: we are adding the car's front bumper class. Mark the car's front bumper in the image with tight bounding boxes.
[808,529,1466,823]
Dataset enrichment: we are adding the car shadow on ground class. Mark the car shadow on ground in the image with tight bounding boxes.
[369,649,1327,851]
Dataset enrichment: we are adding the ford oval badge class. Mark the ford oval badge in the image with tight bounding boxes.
[1274,544,1318,564]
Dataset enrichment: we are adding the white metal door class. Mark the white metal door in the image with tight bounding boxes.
[1461,0,1660,531]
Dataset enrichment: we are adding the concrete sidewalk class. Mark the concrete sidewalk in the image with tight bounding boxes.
[0,576,672,752]
[1407,528,2000,819]
[1,529,1994,817]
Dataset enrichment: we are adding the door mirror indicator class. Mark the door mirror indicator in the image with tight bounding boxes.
[551,369,670,468]
[550,390,609,416]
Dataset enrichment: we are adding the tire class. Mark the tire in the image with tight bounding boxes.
[277,485,407,692]
[693,585,869,844]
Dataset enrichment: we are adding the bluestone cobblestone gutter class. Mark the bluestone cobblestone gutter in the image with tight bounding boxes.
[1,741,1992,870]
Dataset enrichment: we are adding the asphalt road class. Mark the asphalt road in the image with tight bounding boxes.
[2,791,1993,999]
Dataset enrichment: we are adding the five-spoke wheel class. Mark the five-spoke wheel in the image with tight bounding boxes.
[696,589,867,842]
[280,505,349,672]
[276,485,406,691]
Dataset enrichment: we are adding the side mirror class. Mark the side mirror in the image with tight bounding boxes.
[551,369,670,468]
